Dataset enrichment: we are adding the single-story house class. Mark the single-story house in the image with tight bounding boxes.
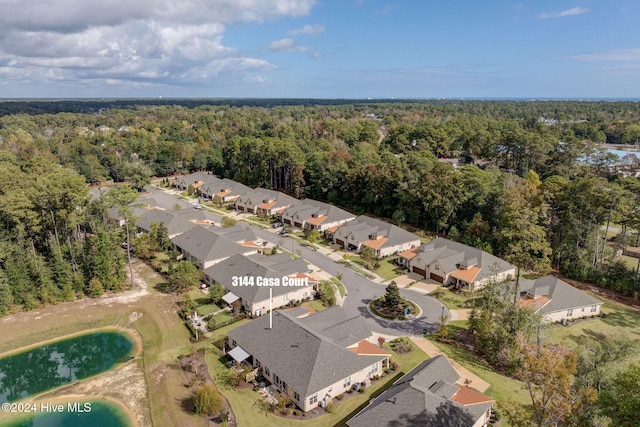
[174,172,215,191]
[347,354,493,427]
[331,215,420,257]
[136,208,215,238]
[171,225,259,269]
[517,276,603,322]
[227,306,389,412]
[233,188,298,216]
[204,253,317,316]
[200,178,252,203]
[399,238,515,292]
[280,199,355,231]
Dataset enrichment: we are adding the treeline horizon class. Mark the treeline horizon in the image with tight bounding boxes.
[1,100,640,314]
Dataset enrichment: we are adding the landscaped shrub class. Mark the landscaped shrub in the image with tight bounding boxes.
[326,400,335,413]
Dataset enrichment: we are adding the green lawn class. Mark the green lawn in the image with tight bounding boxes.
[196,304,224,317]
[205,350,400,427]
[428,340,530,406]
[618,254,640,270]
[302,299,328,313]
[374,257,402,281]
[429,287,477,310]
[540,297,640,358]
[211,310,234,324]
[383,338,429,373]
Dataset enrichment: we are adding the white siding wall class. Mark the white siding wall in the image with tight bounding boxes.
[297,359,385,412]
[249,286,315,316]
[544,304,602,322]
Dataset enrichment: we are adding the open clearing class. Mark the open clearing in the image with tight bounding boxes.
[0,259,203,427]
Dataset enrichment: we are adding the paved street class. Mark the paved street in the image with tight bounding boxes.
[146,186,447,336]
[243,217,447,335]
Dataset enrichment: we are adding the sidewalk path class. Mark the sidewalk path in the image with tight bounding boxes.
[409,336,490,393]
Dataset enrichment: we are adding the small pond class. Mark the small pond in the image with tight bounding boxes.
[0,400,130,427]
[0,331,135,403]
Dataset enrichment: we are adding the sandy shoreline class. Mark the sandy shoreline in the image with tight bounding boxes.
[0,325,143,359]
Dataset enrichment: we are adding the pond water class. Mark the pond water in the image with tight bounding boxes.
[0,331,134,403]
[607,148,640,160]
[1,400,130,427]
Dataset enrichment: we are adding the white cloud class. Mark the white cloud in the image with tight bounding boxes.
[289,24,325,35]
[539,7,589,19]
[268,38,316,55]
[269,38,298,52]
[569,48,640,62]
[0,0,316,95]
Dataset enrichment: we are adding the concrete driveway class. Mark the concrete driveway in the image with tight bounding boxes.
[150,186,448,337]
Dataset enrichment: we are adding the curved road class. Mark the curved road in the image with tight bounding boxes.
[253,228,448,336]
[146,187,447,337]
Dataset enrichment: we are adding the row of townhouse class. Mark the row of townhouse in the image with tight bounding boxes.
[328,215,421,258]
[105,192,318,316]
[169,173,602,320]
[398,237,516,292]
[175,173,421,259]
[175,172,251,203]
[203,253,318,316]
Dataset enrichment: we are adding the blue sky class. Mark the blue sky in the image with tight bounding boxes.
[0,1,639,98]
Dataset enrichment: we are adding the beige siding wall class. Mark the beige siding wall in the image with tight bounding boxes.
[296,359,385,412]
[544,304,602,322]
[248,286,315,316]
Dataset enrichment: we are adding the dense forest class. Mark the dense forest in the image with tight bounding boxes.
[1,99,640,314]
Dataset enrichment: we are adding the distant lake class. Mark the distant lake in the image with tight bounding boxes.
[1,400,130,427]
[0,331,134,403]
[607,148,640,160]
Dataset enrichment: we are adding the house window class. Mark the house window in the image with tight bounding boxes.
[369,363,379,375]
[310,393,318,405]
[567,309,573,317]
[343,376,351,388]
[273,374,281,385]
[264,367,270,377]
[582,307,585,312]
[294,392,300,402]
[231,340,236,348]
[591,305,597,312]
[255,359,261,368]
[434,264,439,270]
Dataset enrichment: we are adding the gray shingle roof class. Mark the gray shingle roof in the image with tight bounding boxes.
[171,225,255,264]
[136,208,214,236]
[282,199,355,224]
[413,238,514,279]
[235,187,298,209]
[299,306,373,348]
[204,253,309,303]
[348,355,493,427]
[333,215,419,250]
[175,172,214,189]
[227,308,385,397]
[518,276,603,314]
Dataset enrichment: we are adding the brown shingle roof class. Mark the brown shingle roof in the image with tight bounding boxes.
[518,295,551,312]
[362,237,388,250]
[258,200,277,209]
[451,385,494,406]
[449,266,481,283]
[306,214,328,226]
[398,247,420,259]
[348,340,390,356]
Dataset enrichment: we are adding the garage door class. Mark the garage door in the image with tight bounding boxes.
[429,272,444,283]
[336,239,345,246]
[412,266,426,276]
